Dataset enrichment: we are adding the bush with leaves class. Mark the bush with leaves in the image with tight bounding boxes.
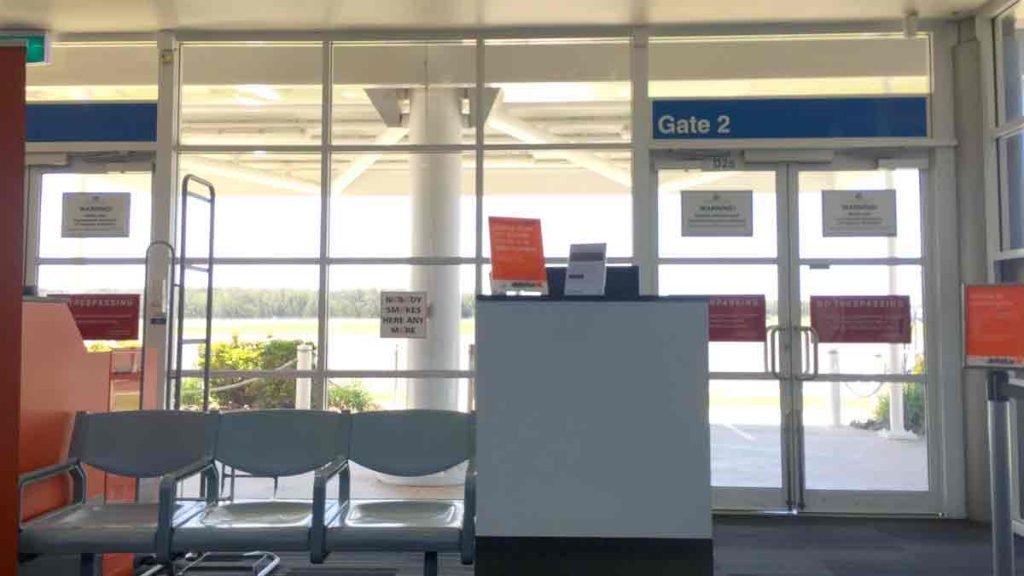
[188,336,313,410]
[327,379,379,412]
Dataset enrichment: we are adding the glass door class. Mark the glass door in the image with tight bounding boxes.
[657,152,937,514]
[789,160,934,514]
[657,156,791,511]
[25,155,155,326]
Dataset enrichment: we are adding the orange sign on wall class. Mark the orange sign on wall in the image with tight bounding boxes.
[964,285,1024,368]
[489,217,547,294]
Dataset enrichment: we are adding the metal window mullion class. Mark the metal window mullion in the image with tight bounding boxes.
[657,257,780,266]
[631,28,653,293]
[475,37,485,295]
[315,40,333,410]
[37,257,149,266]
[325,370,474,379]
[24,168,42,288]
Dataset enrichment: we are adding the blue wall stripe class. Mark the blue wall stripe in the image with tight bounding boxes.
[26,102,157,143]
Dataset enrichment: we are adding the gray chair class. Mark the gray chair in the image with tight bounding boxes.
[169,409,350,556]
[18,410,220,575]
[314,409,476,576]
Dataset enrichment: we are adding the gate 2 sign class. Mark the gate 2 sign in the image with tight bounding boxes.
[964,285,1024,368]
[810,296,912,344]
[652,97,928,140]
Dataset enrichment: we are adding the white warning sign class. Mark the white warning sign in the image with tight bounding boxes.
[380,291,428,339]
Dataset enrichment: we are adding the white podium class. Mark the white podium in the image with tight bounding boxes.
[474,296,711,576]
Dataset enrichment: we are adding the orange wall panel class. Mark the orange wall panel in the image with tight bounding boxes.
[19,303,110,521]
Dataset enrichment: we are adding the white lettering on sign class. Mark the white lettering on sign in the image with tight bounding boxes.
[657,114,732,136]
[822,189,898,237]
[380,291,428,339]
[681,190,754,237]
[62,192,131,238]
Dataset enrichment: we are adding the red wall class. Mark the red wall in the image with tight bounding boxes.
[0,47,26,575]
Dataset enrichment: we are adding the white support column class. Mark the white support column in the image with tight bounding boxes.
[149,31,180,410]
[631,30,656,295]
[406,87,462,411]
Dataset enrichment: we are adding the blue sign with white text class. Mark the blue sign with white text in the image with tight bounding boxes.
[652,97,928,140]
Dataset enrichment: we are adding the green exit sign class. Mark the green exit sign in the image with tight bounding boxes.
[0,32,49,65]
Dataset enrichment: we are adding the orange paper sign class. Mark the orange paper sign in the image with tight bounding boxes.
[964,285,1024,368]
[489,217,547,293]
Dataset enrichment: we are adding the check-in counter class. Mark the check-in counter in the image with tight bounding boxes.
[474,296,712,576]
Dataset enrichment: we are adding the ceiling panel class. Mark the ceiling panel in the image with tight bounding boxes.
[0,0,989,34]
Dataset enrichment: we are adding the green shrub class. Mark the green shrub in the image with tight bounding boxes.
[873,382,925,435]
[327,379,379,412]
[188,336,314,410]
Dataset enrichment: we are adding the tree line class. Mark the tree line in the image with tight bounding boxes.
[184,288,475,319]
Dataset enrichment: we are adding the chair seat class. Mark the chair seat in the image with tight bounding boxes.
[325,500,464,551]
[173,499,339,552]
[20,501,206,554]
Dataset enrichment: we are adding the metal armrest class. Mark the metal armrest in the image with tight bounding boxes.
[17,460,86,529]
[461,459,477,565]
[311,458,349,564]
[156,460,218,563]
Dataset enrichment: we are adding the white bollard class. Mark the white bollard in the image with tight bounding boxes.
[295,343,313,410]
[882,381,916,440]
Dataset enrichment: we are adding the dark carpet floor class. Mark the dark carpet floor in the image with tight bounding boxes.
[18,516,1024,575]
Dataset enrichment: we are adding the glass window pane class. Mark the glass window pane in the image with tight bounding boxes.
[333,41,475,146]
[38,264,145,296]
[328,265,476,371]
[181,43,322,146]
[660,264,778,374]
[330,152,476,258]
[27,42,157,102]
[803,380,928,491]
[179,153,321,257]
[651,34,929,98]
[798,169,922,259]
[710,380,782,488]
[658,169,777,259]
[485,39,631,145]
[1000,6,1024,123]
[801,265,925,376]
[1001,133,1024,250]
[39,171,152,258]
[180,265,320,383]
[483,150,631,258]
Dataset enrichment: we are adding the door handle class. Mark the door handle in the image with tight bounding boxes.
[797,326,820,380]
[764,326,783,379]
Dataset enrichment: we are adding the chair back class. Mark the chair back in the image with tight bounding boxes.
[350,410,473,477]
[68,410,218,478]
[215,410,350,477]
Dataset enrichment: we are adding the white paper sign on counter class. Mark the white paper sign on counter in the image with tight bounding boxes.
[681,190,753,237]
[62,192,131,238]
[822,189,898,237]
[565,243,607,296]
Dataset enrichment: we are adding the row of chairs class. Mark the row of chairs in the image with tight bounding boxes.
[18,409,475,576]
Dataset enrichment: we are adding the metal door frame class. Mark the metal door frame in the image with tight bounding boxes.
[24,153,156,296]
[654,149,941,515]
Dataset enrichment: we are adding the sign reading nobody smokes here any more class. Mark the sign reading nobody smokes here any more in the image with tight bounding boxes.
[682,191,753,237]
[62,192,131,238]
[964,285,1024,368]
[380,291,427,339]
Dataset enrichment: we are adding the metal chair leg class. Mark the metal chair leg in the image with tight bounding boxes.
[424,551,438,576]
